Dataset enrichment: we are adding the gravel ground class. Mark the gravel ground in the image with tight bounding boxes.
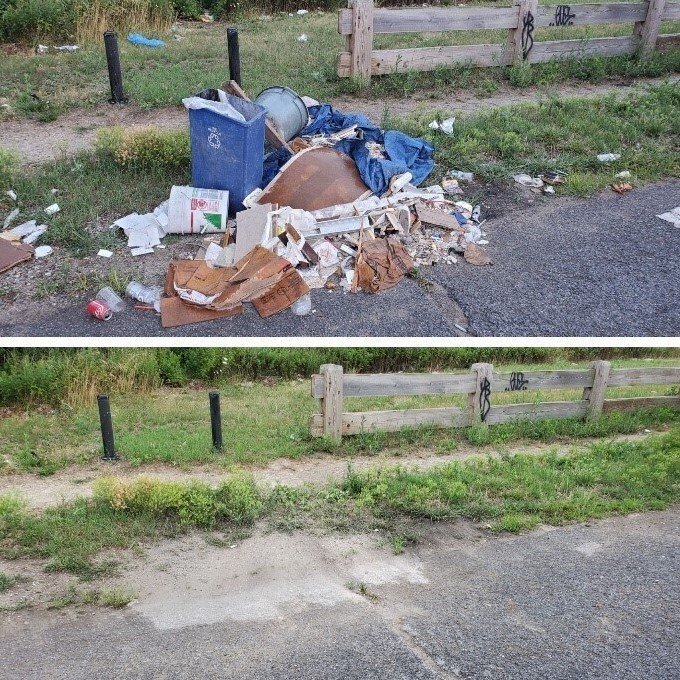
[1,508,678,679]
[1,180,678,337]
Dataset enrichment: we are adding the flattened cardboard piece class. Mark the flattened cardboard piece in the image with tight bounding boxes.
[234,203,274,262]
[228,245,289,284]
[166,260,210,296]
[161,296,243,328]
[0,239,33,274]
[463,243,493,266]
[415,203,465,231]
[251,268,310,318]
[183,261,234,296]
[356,236,414,293]
[210,271,288,310]
[257,147,370,211]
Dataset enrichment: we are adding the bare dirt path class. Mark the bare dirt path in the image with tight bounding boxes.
[3,76,677,166]
[0,430,658,510]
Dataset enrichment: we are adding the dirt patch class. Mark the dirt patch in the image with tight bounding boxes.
[0,430,661,511]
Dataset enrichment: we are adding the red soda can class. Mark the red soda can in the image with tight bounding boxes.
[87,299,112,321]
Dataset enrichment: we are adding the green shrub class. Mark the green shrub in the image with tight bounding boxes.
[95,127,190,171]
[92,475,264,528]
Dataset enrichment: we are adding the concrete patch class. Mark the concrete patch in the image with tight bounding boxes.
[128,532,427,630]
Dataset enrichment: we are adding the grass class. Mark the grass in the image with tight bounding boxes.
[1,12,679,122]
[1,428,678,577]
[0,357,678,474]
[2,83,678,256]
[392,82,680,195]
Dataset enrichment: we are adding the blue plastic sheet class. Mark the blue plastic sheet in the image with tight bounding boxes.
[261,104,434,196]
[127,33,165,48]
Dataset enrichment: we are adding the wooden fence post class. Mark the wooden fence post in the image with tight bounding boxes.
[506,0,539,64]
[469,363,494,425]
[349,0,374,85]
[320,364,344,441]
[583,360,611,421]
[635,0,667,57]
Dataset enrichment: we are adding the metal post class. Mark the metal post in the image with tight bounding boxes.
[227,28,241,87]
[103,31,128,104]
[209,391,223,452]
[97,394,118,461]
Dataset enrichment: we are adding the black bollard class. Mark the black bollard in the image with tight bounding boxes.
[209,391,223,452]
[227,28,241,87]
[97,394,118,461]
[103,31,128,104]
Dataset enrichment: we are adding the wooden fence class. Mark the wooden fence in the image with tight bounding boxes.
[338,0,680,83]
[310,362,680,439]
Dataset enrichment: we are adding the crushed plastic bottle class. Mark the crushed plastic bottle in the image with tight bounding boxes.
[126,281,162,313]
[291,293,312,316]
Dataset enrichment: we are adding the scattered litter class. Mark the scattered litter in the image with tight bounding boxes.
[56,45,79,52]
[615,170,631,178]
[96,287,125,313]
[513,174,544,189]
[3,208,20,229]
[656,207,680,228]
[6,190,17,201]
[44,203,60,216]
[597,153,621,162]
[37,44,48,54]
[130,246,155,256]
[34,245,53,258]
[200,12,215,22]
[87,299,112,321]
[441,178,463,195]
[97,249,113,258]
[610,182,633,195]
[51,188,59,195]
[126,281,162,313]
[127,33,165,48]
[539,171,565,185]
[428,117,455,135]
[448,170,474,182]
[464,243,493,266]
[0,239,33,274]
[297,34,308,42]
[297,8,309,14]
[544,186,555,195]
[291,293,312,315]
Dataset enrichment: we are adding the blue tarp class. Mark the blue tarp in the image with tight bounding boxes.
[261,104,434,196]
[127,33,165,48]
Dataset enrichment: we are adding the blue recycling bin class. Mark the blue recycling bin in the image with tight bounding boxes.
[188,94,266,214]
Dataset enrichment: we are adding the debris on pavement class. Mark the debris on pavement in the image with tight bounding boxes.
[656,207,680,228]
[611,182,633,195]
[615,170,631,178]
[31,89,502,329]
[539,171,565,185]
[34,245,53,258]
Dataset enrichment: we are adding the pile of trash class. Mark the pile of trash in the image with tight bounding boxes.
[0,83,492,328]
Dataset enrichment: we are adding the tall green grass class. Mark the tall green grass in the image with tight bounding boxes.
[1,348,678,407]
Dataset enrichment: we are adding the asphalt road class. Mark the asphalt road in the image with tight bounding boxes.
[1,180,678,337]
[2,508,678,680]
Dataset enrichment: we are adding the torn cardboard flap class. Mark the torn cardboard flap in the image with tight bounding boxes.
[160,295,243,328]
[257,147,370,211]
[234,203,275,262]
[356,237,414,293]
[0,239,34,274]
[251,268,310,318]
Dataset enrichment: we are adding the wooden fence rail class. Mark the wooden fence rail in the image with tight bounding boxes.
[338,0,680,83]
[310,362,680,439]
